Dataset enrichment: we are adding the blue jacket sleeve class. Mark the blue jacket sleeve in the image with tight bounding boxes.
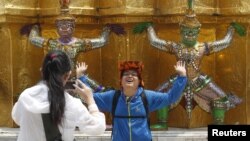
[79,76,115,112]
[146,76,187,112]
[93,90,115,112]
[78,75,104,92]
[79,75,91,87]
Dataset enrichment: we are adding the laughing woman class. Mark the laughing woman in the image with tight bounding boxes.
[77,60,187,141]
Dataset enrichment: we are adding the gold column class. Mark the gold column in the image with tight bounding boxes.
[70,0,97,16]
[156,0,215,15]
[247,25,250,124]
[39,0,60,16]
[99,0,154,15]
[218,0,250,15]
[0,24,12,127]
[156,0,185,15]
[39,0,98,24]
[71,0,98,24]
[0,1,4,15]
[4,0,38,16]
[99,0,154,23]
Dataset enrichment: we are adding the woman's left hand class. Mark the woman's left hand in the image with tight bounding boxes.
[76,62,88,78]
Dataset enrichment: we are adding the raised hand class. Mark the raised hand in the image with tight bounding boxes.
[105,23,126,35]
[20,23,41,36]
[76,62,88,78]
[174,61,186,76]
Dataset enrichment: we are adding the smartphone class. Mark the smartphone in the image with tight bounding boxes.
[65,81,75,89]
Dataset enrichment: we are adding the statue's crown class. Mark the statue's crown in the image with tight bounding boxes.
[179,0,201,28]
[56,0,75,22]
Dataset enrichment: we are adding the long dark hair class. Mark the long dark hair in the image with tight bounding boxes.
[41,50,71,124]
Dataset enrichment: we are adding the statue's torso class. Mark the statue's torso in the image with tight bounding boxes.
[47,39,84,60]
[173,43,205,80]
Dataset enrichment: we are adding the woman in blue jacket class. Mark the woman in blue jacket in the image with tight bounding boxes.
[77,60,187,141]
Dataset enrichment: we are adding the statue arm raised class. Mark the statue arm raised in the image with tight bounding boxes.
[147,25,176,53]
[81,26,110,51]
[28,25,48,48]
[206,26,235,54]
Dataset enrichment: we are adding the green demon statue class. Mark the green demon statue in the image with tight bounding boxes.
[133,0,244,128]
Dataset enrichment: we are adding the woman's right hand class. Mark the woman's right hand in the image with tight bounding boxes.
[74,80,95,105]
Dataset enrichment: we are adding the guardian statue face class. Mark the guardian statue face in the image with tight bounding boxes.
[180,26,200,47]
[56,20,75,38]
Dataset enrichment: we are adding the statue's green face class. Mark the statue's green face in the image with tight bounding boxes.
[180,26,200,47]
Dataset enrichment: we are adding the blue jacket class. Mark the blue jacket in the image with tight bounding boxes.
[80,76,187,141]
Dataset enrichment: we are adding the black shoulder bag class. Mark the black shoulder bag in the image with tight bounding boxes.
[41,113,62,141]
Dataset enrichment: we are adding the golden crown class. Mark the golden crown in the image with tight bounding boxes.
[179,0,201,28]
[56,0,75,22]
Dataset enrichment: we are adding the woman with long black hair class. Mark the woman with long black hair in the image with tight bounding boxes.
[12,50,105,141]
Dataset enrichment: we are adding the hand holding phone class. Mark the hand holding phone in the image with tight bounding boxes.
[65,80,75,89]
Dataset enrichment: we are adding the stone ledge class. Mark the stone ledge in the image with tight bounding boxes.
[0,127,207,141]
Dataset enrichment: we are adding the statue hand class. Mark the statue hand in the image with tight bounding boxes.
[20,23,40,36]
[230,22,246,37]
[133,22,153,34]
[174,61,186,77]
[76,62,88,78]
[105,23,126,35]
